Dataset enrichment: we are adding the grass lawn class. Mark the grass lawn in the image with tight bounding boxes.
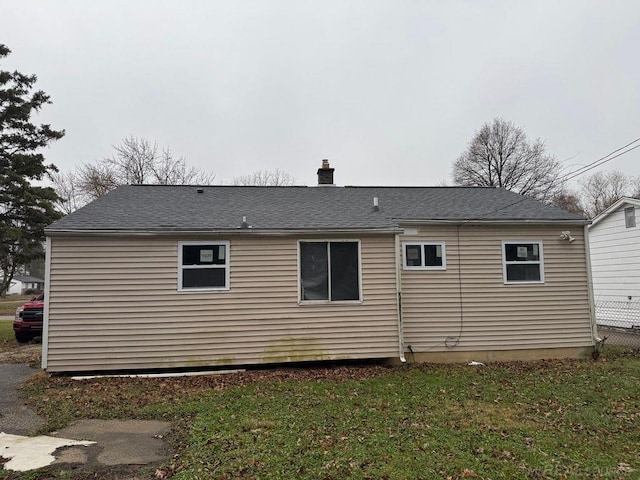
[0,320,15,352]
[0,295,31,316]
[0,320,41,365]
[9,349,640,480]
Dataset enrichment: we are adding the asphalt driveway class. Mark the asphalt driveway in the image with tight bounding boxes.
[0,363,44,435]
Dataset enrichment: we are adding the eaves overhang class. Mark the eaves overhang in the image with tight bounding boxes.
[44,226,403,237]
[395,218,590,226]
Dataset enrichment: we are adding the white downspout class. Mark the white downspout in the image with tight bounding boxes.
[395,233,406,363]
[583,225,600,345]
[41,237,52,370]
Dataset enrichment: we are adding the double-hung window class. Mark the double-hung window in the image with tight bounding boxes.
[502,241,544,284]
[178,241,229,291]
[299,241,361,302]
[403,242,446,270]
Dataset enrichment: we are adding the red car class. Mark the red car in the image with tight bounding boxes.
[13,293,44,343]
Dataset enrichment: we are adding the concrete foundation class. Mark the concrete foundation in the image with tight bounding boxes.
[389,346,595,365]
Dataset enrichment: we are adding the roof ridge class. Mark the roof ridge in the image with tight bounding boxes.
[344,185,499,189]
[129,184,310,188]
[128,184,500,189]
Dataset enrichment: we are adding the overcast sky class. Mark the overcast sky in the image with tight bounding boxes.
[2,1,639,187]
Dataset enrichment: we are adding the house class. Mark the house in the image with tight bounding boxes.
[2,278,22,296]
[588,197,640,329]
[42,162,596,373]
[2,275,45,295]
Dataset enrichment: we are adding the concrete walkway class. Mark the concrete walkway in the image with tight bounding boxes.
[1,419,172,473]
[54,420,172,468]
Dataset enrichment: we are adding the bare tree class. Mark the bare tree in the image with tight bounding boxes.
[53,137,216,212]
[76,162,119,201]
[579,170,633,218]
[151,148,216,185]
[104,135,157,185]
[232,169,296,186]
[49,170,83,214]
[631,176,640,199]
[549,188,584,216]
[452,118,562,201]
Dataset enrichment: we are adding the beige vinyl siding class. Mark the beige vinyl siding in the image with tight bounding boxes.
[401,225,593,353]
[46,235,399,372]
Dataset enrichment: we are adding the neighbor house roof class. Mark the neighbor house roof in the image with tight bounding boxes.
[589,197,640,228]
[46,184,587,234]
[13,275,44,283]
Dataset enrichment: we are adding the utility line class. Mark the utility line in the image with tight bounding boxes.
[559,144,640,183]
[556,137,640,183]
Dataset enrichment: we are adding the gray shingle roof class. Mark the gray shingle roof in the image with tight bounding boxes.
[46,185,587,233]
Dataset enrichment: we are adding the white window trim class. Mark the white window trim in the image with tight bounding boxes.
[297,239,363,304]
[402,241,447,270]
[178,240,230,292]
[501,240,545,285]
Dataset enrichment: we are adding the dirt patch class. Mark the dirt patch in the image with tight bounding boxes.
[0,343,40,365]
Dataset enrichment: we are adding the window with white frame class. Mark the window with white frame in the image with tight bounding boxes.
[299,241,361,302]
[625,207,636,228]
[178,241,229,291]
[403,242,446,270]
[502,241,544,284]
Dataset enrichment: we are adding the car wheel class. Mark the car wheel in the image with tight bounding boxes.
[15,333,33,344]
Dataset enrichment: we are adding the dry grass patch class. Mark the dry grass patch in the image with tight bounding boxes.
[0,295,32,315]
[442,401,537,431]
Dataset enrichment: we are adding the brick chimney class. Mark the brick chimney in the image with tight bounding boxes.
[317,159,335,186]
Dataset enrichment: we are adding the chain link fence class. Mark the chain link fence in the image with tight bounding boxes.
[596,300,640,348]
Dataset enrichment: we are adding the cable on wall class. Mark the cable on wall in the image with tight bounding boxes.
[445,223,465,348]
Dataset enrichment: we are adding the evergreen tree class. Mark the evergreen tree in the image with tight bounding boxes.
[0,44,64,295]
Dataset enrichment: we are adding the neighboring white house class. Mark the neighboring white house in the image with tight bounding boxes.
[589,197,640,328]
[2,275,45,295]
[3,279,22,295]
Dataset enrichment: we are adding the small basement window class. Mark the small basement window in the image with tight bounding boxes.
[403,242,446,270]
[625,207,636,228]
[299,241,361,302]
[178,241,229,291]
[502,241,544,284]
